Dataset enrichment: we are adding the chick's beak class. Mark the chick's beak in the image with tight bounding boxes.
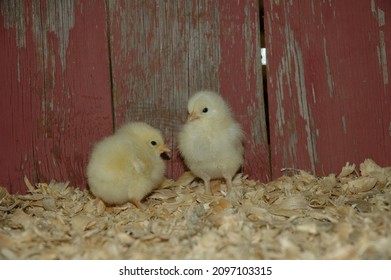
[188,111,200,121]
[159,144,171,154]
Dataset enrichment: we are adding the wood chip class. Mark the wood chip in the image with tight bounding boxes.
[1,159,390,259]
[348,177,377,193]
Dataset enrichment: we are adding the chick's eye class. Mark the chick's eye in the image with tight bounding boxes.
[150,141,157,146]
[202,107,208,113]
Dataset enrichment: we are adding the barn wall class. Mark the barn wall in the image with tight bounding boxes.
[264,0,391,177]
[2,0,390,193]
[0,0,113,193]
[108,0,269,180]
[0,0,269,193]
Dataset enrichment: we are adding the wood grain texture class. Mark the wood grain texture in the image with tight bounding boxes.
[0,0,112,193]
[108,0,270,181]
[1,0,269,194]
[218,0,269,181]
[264,0,391,177]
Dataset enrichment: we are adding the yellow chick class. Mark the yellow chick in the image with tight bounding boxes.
[178,90,244,194]
[87,122,170,207]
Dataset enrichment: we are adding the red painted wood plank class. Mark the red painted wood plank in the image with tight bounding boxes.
[108,0,270,181]
[264,0,391,177]
[218,0,269,181]
[0,0,112,193]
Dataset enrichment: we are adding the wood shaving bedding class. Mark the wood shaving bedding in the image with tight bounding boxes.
[1,159,390,259]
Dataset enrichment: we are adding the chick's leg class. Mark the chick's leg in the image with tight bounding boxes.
[129,198,144,210]
[223,175,233,193]
[127,176,153,210]
[200,175,211,194]
[127,186,146,210]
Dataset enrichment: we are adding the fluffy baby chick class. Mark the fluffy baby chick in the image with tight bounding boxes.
[178,90,243,194]
[87,122,170,207]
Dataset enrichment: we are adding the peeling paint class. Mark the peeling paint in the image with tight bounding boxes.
[294,37,318,173]
[31,0,41,51]
[266,0,391,179]
[311,0,315,20]
[371,0,376,15]
[323,38,334,97]
[244,1,252,91]
[276,14,318,173]
[377,31,389,85]
[0,0,26,48]
[247,103,265,145]
[45,0,75,72]
[33,0,76,73]
[119,0,133,56]
[377,8,385,27]
[244,1,266,146]
[311,84,316,104]
[1,0,75,77]
[1,0,26,82]
[275,64,285,136]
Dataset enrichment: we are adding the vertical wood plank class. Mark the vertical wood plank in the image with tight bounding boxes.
[218,0,269,181]
[0,0,112,193]
[264,0,391,177]
[108,1,193,179]
[108,0,270,181]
